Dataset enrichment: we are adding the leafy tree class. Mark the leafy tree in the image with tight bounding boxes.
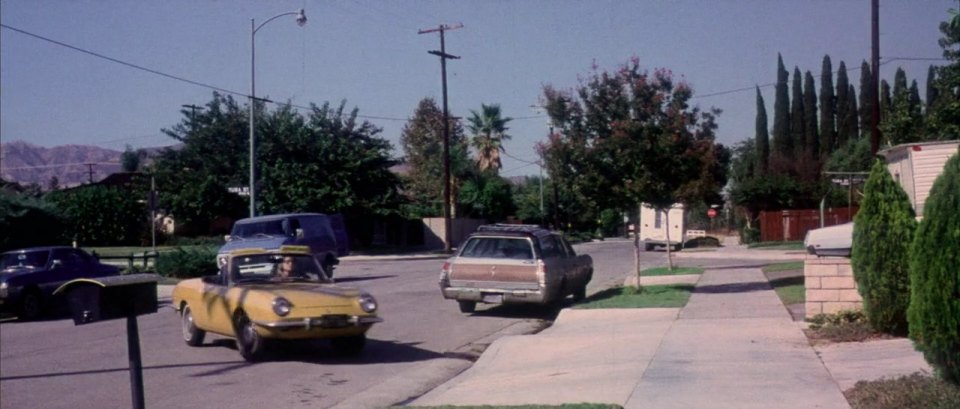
[755,87,770,173]
[908,150,960,383]
[399,97,471,218]
[458,173,515,220]
[466,103,513,172]
[258,102,404,222]
[803,71,820,162]
[121,145,142,172]
[772,54,792,160]
[540,59,727,272]
[0,192,65,251]
[152,93,250,234]
[49,186,147,246]
[825,137,872,174]
[927,8,960,139]
[791,66,806,160]
[820,55,837,158]
[512,175,546,223]
[852,159,916,336]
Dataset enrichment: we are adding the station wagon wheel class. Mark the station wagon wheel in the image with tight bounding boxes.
[457,301,476,313]
[331,334,366,356]
[19,290,42,321]
[573,285,587,302]
[180,304,206,347]
[234,312,265,361]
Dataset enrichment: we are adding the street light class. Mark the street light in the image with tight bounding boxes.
[249,8,307,217]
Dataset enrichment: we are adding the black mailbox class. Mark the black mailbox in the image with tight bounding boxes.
[55,274,159,325]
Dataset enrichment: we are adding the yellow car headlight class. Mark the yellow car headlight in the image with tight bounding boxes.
[358,293,377,313]
[272,297,292,316]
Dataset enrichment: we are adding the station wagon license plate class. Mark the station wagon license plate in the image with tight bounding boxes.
[482,294,503,304]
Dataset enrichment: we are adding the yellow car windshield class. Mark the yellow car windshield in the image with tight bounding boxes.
[230,254,324,282]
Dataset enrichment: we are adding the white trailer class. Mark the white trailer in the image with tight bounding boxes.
[639,203,686,251]
[880,140,959,218]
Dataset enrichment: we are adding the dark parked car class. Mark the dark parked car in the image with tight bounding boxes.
[0,246,121,320]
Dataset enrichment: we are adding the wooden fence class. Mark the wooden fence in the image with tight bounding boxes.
[760,207,858,242]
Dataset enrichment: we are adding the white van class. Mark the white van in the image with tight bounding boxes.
[639,203,686,251]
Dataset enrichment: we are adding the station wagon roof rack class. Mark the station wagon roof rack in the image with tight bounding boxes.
[476,224,550,235]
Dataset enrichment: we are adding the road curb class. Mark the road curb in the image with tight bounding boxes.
[331,319,547,408]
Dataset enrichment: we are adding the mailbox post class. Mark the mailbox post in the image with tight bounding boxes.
[55,274,159,409]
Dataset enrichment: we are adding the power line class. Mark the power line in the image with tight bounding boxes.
[0,23,409,122]
[1,161,119,171]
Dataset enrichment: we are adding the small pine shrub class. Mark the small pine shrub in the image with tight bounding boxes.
[908,151,960,384]
[154,247,217,279]
[851,159,916,336]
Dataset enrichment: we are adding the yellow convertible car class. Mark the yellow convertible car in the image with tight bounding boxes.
[172,246,382,361]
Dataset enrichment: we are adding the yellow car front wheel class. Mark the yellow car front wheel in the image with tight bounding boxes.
[181,304,206,347]
[235,312,265,361]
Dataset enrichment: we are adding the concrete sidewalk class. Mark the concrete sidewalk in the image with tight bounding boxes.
[411,264,930,408]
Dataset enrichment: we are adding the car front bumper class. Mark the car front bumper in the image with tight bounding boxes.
[253,315,383,331]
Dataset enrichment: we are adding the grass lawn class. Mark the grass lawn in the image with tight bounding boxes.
[747,241,805,250]
[762,262,805,306]
[85,245,216,257]
[641,266,704,276]
[575,284,693,309]
[407,404,622,409]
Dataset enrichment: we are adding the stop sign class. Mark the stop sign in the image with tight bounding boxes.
[707,208,718,218]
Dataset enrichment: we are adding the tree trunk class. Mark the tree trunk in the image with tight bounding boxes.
[634,205,643,292]
[664,208,674,271]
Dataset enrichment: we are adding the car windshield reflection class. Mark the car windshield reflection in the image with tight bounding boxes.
[230,254,326,283]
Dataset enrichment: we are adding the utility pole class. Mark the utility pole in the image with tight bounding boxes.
[85,163,95,183]
[419,22,462,252]
[870,0,881,155]
[181,104,202,128]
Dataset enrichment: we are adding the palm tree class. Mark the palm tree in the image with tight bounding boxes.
[467,104,513,172]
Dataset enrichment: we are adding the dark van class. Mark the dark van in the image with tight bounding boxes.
[218,213,349,276]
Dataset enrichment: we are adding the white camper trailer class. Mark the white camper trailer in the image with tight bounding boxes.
[639,203,686,251]
[880,140,959,218]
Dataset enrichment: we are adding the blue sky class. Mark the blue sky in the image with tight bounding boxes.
[1,0,954,177]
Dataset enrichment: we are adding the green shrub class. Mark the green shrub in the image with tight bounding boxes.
[154,247,217,279]
[851,159,916,336]
[740,226,760,244]
[908,152,960,384]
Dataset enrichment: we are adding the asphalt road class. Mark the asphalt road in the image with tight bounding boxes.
[0,239,665,409]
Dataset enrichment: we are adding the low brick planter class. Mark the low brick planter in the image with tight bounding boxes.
[804,256,863,318]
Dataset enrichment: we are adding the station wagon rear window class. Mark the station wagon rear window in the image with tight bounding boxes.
[459,237,534,260]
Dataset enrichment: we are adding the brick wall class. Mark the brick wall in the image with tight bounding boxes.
[804,256,863,318]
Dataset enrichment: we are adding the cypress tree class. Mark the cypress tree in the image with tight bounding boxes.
[791,66,806,158]
[847,85,859,141]
[803,71,819,162]
[908,152,960,383]
[859,61,873,139]
[836,61,851,146]
[881,79,892,117]
[926,65,939,110]
[755,87,770,173]
[820,55,836,158]
[852,159,916,336]
[772,54,792,160]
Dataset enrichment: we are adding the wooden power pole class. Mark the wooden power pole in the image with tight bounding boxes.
[870,0,881,155]
[419,23,462,252]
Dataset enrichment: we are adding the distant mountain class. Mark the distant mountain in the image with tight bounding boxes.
[0,141,170,189]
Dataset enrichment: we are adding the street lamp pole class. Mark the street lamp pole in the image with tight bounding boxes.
[249,9,307,218]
